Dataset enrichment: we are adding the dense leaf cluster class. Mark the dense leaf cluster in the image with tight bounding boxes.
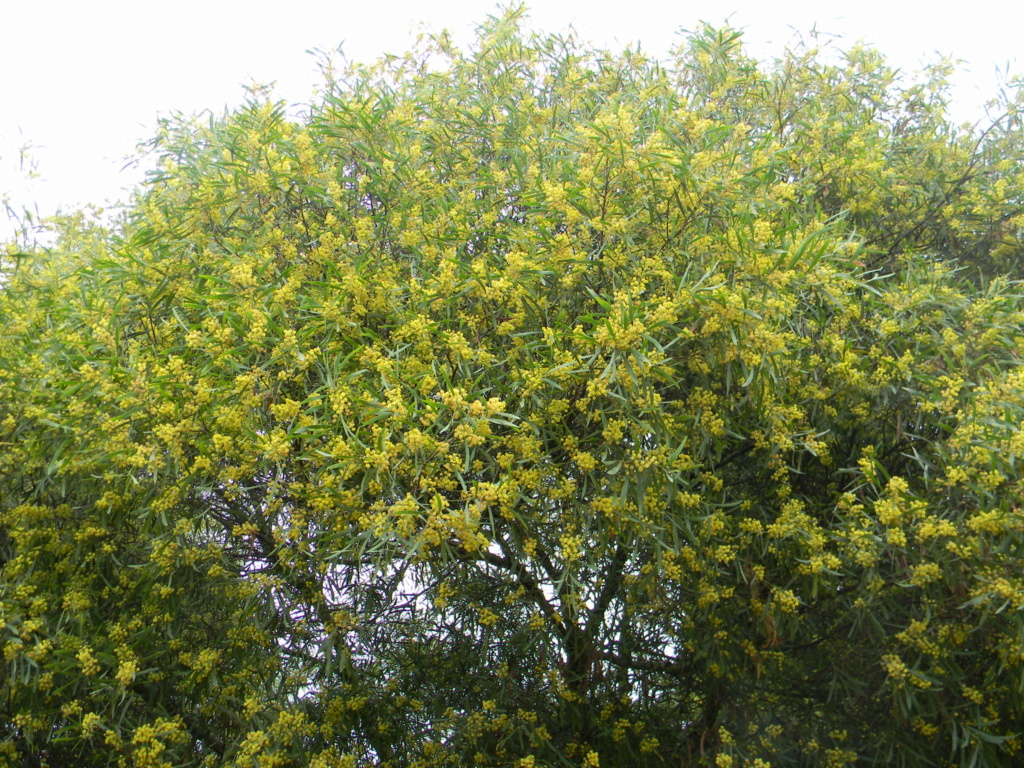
[3,7,1024,767]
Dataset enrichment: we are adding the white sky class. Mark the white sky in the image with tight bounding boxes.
[2,0,1021,242]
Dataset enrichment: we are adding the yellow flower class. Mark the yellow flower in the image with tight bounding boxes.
[116,660,139,686]
[81,712,101,733]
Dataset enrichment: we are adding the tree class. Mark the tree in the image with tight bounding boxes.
[3,7,1024,767]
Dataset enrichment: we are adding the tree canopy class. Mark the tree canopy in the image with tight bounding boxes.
[3,7,1024,767]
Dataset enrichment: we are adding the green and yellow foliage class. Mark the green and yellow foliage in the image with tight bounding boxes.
[3,7,1024,767]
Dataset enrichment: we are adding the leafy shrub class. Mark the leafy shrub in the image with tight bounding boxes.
[3,7,1024,767]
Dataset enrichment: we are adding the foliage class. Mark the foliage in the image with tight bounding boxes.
[3,7,1024,767]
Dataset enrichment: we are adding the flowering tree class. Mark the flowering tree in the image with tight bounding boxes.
[3,8,1024,767]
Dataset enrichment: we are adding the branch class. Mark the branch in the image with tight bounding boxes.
[584,543,628,638]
